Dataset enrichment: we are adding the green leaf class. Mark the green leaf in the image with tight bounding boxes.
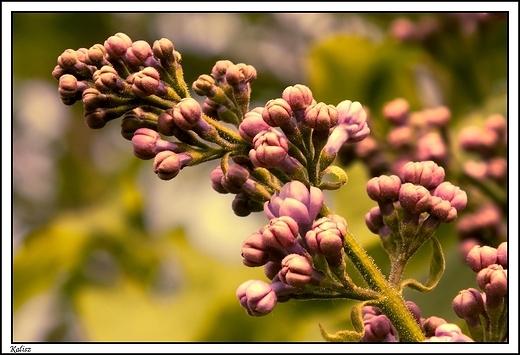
[319,165,348,190]
[319,323,362,342]
[400,236,445,293]
[350,302,366,333]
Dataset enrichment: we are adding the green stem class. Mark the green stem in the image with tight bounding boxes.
[342,230,425,342]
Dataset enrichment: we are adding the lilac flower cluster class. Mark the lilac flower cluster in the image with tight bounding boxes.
[52,33,506,343]
[364,160,467,281]
[452,242,508,342]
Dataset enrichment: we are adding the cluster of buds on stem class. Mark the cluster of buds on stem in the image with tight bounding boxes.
[452,242,508,342]
[365,160,467,287]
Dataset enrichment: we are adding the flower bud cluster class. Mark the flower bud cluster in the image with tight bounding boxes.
[459,114,507,185]
[384,99,452,173]
[451,242,508,342]
[360,302,474,342]
[337,98,452,179]
[237,181,359,316]
[365,160,467,260]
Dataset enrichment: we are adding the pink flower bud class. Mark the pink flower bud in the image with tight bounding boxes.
[249,128,290,168]
[262,216,299,249]
[466,245,498,273]
[220,164,250,194]
[152,38,175,63]
[303,102,339,130]
[361,315,397,342]
[262,98,293,127]
[496,242,507,269]
[211,60,234,81]
[365,206,383,234]
[225,63,257,86]
[238,107,270,142]
[132,128,161,160]
[171,98,203,130]
[282,84,314,111]
[131,67,166,97]
[336,100,370,142]
[386,126,415,150]
[429,196,457,223]
[209,166,228,194]
[416,132,447,164]
[398,183,432,214]
[382,98,409,125]
[424,106,451,127]
[279,254,319,287]
[241,232,271,267]
[433,182,467,212]
[104,32,133,59]
[305,215,346,256]
[452,288,484,320]
[366,175,402,202]
[264,181,324,225]
[124,40,153,67]
[152,151,191,180]
[477,264,507,298]
[400,161,445,190]
[192,74,216,96]
[236,280,277,317]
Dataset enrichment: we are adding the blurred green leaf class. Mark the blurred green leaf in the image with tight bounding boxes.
[400,236,445,293]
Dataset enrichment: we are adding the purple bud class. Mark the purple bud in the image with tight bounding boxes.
[279,254,320,287]
[484,113,507,137]
[496,242,507,269]
[152,38,175,63]
[104,32,133,59]
[361,315,397,342]
[365,206,384,234]
[171,98,205,131]
[452,288,485,320]
[459,126,499,153]
[131,67,166,97]
[124,40,153,67]
[192,74,217,96]
[241,232,271,267]
[221,164,250,194]
[282,84,314,111]
[382,98,409,125]
[58,74,86,104]
[416,132,447,164]
[132,128,161,160]
[209,166,228,194]
[303,102,338,130]
[422,316,447,337]
[211,60,234,82]
[238,107,271,142]
[92,66,122,92]
[477,264,507,299]
[225,63,257,86]
[262,98,293,127]
[236,279,277,317]
[466,245,498,273]
[249,128,290,168]
[432,323,474,342]
[152,151,191,180]
[84,109,108,129]
[433,182,467,212]
[487,157,507,182]
[305,215,346,256]
[262,216,299,249]
[57,49,79,69]
[336,100,370,141]
[398,183,432,214]
[231,193,264,217]
[424,106,451,127]
[366,175,402,202]
[429,196,457,223]
[85,44,108,66]
[400,161,445,190]
[264,181,324,225]
[386,126,415,150]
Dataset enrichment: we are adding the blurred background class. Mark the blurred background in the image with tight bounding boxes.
[11,11,510,342]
